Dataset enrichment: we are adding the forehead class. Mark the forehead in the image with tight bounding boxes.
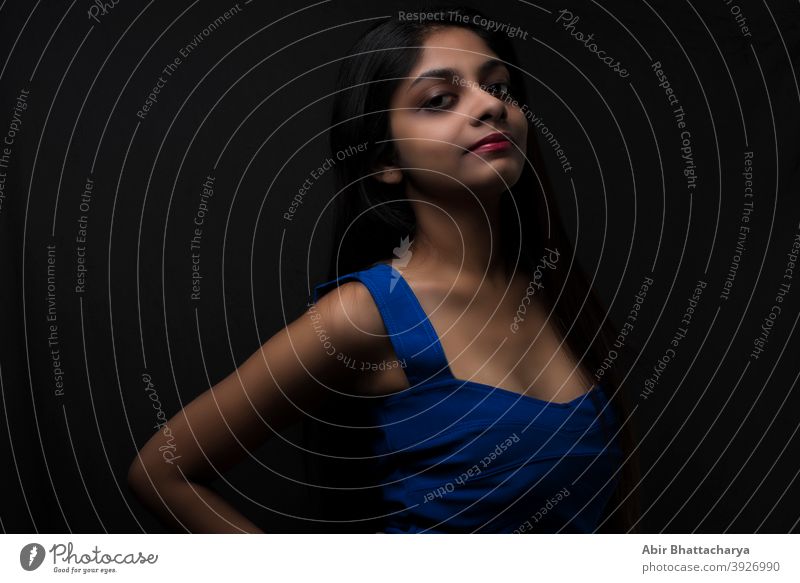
[407,27,498,74]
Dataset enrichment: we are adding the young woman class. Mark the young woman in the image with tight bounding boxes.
[128,6,641,534]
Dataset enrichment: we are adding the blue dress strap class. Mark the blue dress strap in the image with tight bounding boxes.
[309,262,451,387]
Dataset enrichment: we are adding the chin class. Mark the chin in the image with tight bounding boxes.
[468,165,523,195]
[467,179,516,200]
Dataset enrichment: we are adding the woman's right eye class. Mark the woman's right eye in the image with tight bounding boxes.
[422,93,456,111]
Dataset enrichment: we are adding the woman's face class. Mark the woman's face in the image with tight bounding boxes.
[384,27,528,200]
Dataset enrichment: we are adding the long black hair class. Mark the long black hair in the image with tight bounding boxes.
[310,4,641,533]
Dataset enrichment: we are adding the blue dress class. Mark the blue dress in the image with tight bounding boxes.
[310,262,623,533]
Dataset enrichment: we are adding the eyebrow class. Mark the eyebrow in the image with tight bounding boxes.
[407,58,507,92]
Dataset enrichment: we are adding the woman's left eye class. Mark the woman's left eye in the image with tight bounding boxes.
[486,81,512,97]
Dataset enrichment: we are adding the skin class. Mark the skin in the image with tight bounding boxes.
[127,26,595,533]
[369,27,594,399]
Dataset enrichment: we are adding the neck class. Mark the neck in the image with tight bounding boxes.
[400,185,512,286]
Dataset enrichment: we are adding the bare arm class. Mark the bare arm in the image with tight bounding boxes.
[126,282,381,533]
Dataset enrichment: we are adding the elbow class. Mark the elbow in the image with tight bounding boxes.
[126,452,151,499]
[126,450,177,501]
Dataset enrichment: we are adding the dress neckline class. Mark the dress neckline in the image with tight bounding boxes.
[379,375,605,410]
[371,262,599,407]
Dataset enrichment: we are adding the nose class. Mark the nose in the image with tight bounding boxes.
[468,85,507,127]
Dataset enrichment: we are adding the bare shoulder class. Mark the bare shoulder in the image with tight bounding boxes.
[311,280,389,367]
[313,280,386,335]
[315,276,416,396]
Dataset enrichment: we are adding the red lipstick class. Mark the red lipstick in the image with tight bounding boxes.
[466,132,513,154]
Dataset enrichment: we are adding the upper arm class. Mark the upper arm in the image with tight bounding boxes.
[127,280,385,485]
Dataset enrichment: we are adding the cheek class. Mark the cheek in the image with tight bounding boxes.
[392,115,462,167]
[508,107,528,141]
[516,114,528,142]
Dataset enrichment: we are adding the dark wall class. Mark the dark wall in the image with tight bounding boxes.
[0,0,799,533]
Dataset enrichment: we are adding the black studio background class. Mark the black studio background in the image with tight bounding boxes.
[0,0,799,533]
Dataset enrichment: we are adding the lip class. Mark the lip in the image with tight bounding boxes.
[466,132,513,154]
